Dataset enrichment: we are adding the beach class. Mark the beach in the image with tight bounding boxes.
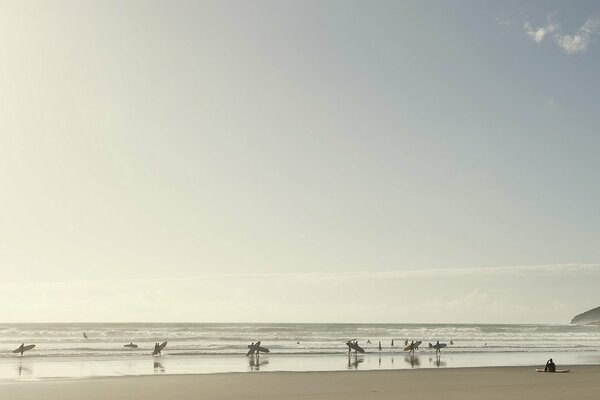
[2,365,599,400]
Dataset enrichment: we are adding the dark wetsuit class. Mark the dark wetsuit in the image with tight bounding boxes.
[545,360,556,372]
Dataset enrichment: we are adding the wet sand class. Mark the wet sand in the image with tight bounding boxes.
[1,365,599,400]
[2,351,600,380]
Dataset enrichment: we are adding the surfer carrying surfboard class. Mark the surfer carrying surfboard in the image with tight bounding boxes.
[13,343,35,356]
[345,340,365,354]
[246,341,270,357]
[544,359,556,372]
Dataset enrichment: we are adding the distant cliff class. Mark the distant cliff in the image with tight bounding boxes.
[571,305,600,325]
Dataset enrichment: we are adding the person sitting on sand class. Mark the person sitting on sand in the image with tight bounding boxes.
[544,359,556,372]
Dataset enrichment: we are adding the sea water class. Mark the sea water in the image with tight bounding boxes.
[0,323,599,380]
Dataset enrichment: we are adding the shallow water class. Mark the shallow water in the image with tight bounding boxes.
[1,351,599,381]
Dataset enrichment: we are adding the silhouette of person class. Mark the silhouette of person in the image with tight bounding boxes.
[367,340,371,344]
[405,339,408,346]
[378,341,382,351]
[391,339,394,346]
[545,358,556,372]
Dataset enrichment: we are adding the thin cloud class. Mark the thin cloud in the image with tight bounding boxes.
[1,263,598,323]
[554,17,600,54]
[2,263,599,286]
[496,16,512,27]
[524,14,600,54]
[524,15,559,43]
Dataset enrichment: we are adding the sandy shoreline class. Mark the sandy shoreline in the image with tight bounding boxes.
[1,365,599,400]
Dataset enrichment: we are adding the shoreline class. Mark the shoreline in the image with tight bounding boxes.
[2,350,599,381]
[0,362,588,382]
[2,365,599,400]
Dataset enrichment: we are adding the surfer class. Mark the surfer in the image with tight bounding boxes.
[404,339,408,346]
[450,340,453,345]
[367,339,371,344]
[391,339,394,347]
[18,343,24,356]
[246,341,269,357]
[378,341,382,351]
[83,333,88,340]
[435,340,441,353]
[544,359,556,372]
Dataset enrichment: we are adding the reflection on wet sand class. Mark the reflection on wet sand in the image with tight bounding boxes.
[17,361,32,378]
[405,354,420,368]
[248,356,269,371]
[430,354,446,367]
[347,354,364,370]
[153,361,165,373]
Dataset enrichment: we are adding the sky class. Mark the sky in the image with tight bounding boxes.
[0,0,599,323]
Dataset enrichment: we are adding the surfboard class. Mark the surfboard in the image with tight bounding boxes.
[12,344,35,354]
[351,343,365,353]
[247,341,270,356]
[152,341,167,355]
[432,343,447,350]
[247,341,259,356]
[346,341,365,353]
[247,345,270,352]
[535,369,570,373]
[124,344,138,348]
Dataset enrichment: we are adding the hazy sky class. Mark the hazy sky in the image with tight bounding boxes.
[1,1,599,323]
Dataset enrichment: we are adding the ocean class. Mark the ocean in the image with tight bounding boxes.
[1,323,599,380]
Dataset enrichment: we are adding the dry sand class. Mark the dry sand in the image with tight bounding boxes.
[1,365,599,400]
